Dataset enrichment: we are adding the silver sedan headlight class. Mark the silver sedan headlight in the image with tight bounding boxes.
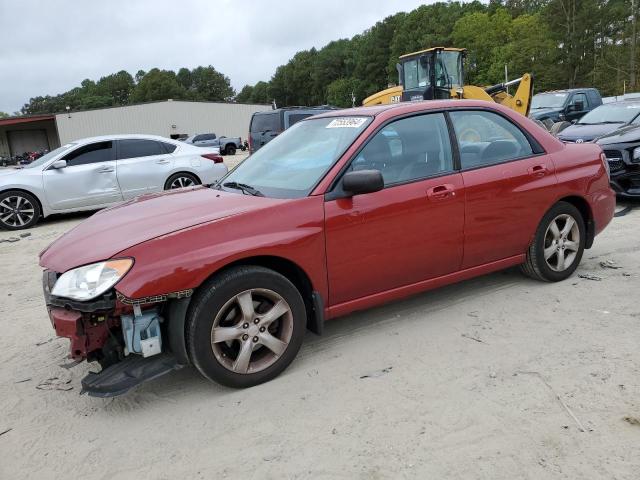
[632,147,640,163]
[51,259,133,301]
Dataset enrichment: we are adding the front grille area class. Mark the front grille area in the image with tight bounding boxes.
[603,150,625,173]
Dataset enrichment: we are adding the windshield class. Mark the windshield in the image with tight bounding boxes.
[24,143,76,169]
[531,93,568,109]
[220,116,371,198]
[578,103,640,124]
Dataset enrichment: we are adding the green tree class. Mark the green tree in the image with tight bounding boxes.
[189,66,235,101]
[235,85,254,103]
[0,111,9,118]
[327,78,367,107]
[130,69,187,103]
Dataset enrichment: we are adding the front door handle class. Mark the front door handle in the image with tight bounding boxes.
[97,166,114,173]
[528,164,548,177]
[427,184,456,201]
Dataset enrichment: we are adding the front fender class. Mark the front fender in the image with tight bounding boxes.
[114,195,328,303]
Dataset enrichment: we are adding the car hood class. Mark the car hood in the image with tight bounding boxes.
[39,187,287,273]
[557,123,624,142]
[595,124,640,145]
[529,108,560,119]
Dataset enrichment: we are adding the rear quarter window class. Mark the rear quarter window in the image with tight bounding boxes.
[251,113,281,133]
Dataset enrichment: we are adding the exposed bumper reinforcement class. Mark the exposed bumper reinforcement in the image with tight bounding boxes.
[81,353,184,398]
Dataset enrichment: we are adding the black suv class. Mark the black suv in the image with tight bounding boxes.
[529,88,602,124]
[249,106,339,153]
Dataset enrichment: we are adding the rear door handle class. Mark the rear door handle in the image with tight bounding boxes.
[426,184,456,200]
[156,159,170,165]
[528,164,548,177]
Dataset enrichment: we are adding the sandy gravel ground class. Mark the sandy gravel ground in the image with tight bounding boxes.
[0,167,639,479]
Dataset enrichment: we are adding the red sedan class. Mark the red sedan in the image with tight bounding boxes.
[40,100,615,396]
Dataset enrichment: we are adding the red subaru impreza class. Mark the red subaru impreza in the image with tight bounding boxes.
[40,100,615,396]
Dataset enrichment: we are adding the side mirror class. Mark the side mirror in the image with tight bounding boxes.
[342,170,384,196]
[51,160,67,169]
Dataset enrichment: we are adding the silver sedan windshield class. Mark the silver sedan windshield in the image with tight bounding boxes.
[221,116,371,198]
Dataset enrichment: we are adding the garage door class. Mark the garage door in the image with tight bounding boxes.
[8,129,50,156]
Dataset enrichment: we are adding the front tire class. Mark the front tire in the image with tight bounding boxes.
[186,266,306,388]
[0,190,41,230]
[521,201,585,282]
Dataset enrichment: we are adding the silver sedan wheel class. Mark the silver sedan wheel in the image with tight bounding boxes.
[210,288,293,374]
[543,214,580,272]
[0,195,35,228]
[169,176,195,189]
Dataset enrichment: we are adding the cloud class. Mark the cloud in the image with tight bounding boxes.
[0,0,431,113]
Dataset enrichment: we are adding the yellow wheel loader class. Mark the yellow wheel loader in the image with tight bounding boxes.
[362,47,533,117]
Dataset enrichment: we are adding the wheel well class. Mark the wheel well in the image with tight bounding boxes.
[0,188,44,218]
[165,172,202,188]
[558,195,594,248]
[205,256,319,332]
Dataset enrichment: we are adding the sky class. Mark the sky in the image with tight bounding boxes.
[0,0,433,113]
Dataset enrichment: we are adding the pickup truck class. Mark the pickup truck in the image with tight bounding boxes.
[529,88,603,131]
[183,133,244,155]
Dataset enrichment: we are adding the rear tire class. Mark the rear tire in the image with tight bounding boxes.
[164,173,200,190]
[521,201,585,282]
[225,144,236,155]
[186,266,306,388]
[0,190,41,230]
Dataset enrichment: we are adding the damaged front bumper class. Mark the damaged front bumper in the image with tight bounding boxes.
[42,270,192,397]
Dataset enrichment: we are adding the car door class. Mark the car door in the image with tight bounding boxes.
[42,140,122,210]
[449,109,558,269]
[116,139,175,198]
[324,112,465,305]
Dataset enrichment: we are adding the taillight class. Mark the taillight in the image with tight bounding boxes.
[201,154,224,164]
[248,133,252,153]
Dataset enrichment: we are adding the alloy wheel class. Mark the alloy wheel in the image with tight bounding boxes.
[543,214,580,272]
[169,176,195,189]
[0,195,35,228]
[210,288,293,374]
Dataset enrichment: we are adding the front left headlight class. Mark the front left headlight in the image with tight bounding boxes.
[51,259,133,301]
[632,147,640,163]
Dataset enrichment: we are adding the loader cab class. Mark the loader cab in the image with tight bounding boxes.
[399,48,465,102]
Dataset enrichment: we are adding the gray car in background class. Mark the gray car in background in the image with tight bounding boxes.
[0,134,227,230]
[183,133,243,155]
[248,106,339,153]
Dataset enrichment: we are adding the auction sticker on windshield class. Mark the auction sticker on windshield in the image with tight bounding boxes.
[326,117,368,128]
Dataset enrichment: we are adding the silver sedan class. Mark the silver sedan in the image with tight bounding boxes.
[0,134,227,230]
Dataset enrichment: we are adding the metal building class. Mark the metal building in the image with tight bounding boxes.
[0,100,271,158]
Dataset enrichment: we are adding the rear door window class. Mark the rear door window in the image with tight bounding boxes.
[449,110,534,169]
[118,139,165,160]
[62,141,114,166]
[285,113,313,128]
[251,113,281,133]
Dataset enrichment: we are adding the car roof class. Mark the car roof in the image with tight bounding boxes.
[535,88,597,95]
[310,99,505,119]
[69,134,181,145]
